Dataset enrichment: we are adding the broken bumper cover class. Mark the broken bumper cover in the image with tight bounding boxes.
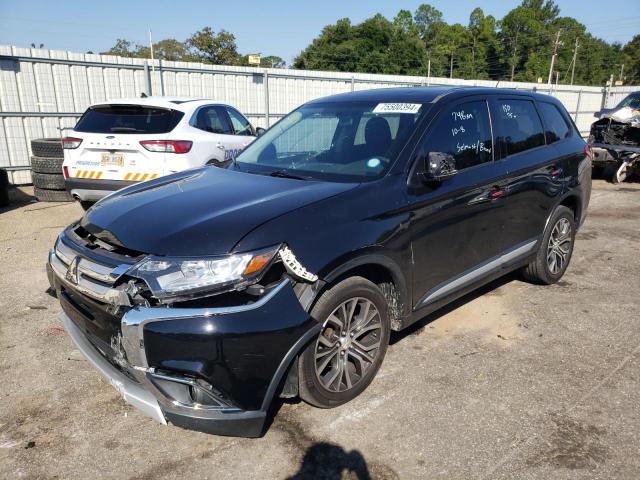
[50,264,320,437]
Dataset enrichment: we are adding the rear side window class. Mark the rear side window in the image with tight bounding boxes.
[193,106,233,134]
[497,100,545,156]
[538,102,571,144]
[423,100,493,170]
[75,105,183,134]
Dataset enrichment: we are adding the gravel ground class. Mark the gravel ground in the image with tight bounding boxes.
[0,180,639,480]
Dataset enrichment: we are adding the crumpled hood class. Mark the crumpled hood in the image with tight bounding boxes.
[81,167,357,256]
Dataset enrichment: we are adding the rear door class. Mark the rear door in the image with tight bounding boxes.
[409,97,510,311]
[492,96,564,247]
[65,104,182,183]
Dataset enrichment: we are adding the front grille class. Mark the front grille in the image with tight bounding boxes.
[49,229,138,304]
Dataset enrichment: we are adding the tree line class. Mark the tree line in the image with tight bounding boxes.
[102,1,639,86]
[102,27,286,68]
[294,1,639,86]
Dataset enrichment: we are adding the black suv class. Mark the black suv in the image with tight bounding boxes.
[47,87,591,437]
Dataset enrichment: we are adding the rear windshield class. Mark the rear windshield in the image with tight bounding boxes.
[74,105,184,134]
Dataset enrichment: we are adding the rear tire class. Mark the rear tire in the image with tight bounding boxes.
[522,205,575,285]
[299,276,390,408]
[32,172,65,190]
[34,187,73,203]
[30,138,63,158]
[30,156,64,174]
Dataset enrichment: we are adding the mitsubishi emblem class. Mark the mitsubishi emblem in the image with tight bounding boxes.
[65,257,80,285]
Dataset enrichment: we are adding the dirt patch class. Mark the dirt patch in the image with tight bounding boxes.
[526,414,609,470]
[427,291,523,345]
[587,210,640,221]
[576,230,598,240]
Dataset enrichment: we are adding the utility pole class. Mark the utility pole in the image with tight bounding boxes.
[450,54,453,79]
[548,29,563,85]
[148,28,155,74]
[510,30,519,82]
[619,63,625,83]
[570,37,579,85]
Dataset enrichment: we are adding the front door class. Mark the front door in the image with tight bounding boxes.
[408,97,510,311]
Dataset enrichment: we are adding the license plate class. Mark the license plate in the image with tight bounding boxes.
[101,152,124,167]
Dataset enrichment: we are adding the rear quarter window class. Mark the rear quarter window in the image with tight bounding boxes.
[75,105,184,134]
[537,102,571,144]
[497,99,545,156]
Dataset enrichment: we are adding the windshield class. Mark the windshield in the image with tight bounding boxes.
[617,93,640,109]
[235,100,428,182]
[75,105,184,134]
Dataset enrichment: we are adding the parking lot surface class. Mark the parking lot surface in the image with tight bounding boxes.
[1,180,639,480]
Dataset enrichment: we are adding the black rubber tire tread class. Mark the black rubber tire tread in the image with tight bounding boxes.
[0,169,9,207]
[31,138,63,158]
[299,276,390,409]
[522,205,575,285]
[34,187,73,203]
[30,156,64,174]
[32,172,65,190]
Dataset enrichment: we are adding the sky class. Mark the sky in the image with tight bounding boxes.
[0,0,638,63]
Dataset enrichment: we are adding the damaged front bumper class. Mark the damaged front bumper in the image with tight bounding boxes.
[48,232,321,437]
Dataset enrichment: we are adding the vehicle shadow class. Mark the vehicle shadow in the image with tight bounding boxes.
[390,271,521,345]
[0,185,36,214]
[286,441,372,480]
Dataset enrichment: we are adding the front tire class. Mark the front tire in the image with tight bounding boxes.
[522,205,576,285]
[299,276,390,408]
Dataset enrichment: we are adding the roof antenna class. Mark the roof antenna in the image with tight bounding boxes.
[140,92,148,98]
[495,81,500,88]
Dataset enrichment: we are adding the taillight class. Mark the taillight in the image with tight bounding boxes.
[63,166,69,179]
[61,137,82,149]
[140,140,193,154]
[584,144,593,160]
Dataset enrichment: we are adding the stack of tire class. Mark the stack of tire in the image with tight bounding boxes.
[0,167,9,208]
[30,138,72,202]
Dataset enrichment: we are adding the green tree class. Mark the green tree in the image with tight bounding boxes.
[623,35,640,84]
[187,27,240,65]
[152,39,190,61]
[294,15,427,75]
[101,39,137,57]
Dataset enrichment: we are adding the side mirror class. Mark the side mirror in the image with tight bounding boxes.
[419,152,457,184]
[255,127,267,137]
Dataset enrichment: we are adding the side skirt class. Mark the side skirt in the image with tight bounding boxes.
[406,238,539,327]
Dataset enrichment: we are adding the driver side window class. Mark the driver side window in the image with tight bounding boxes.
[226,107,253,136]
[424,100,493,170]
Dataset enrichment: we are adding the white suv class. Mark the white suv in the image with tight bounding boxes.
[62,97,263,206]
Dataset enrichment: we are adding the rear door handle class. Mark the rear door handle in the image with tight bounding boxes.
[216,143,225,150]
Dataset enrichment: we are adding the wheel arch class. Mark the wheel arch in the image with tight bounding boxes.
[558,193,581,223]
[320,253,410,331]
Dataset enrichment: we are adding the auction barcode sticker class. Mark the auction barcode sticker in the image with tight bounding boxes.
[372,103,422,114]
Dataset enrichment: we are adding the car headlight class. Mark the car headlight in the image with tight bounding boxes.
[129,245,280,301]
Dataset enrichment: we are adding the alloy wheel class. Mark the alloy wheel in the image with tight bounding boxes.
[547,217,572,275]
[314,297,383,393]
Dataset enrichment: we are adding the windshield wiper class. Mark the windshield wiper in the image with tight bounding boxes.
[267,170,309,180]
[110,127,142,132]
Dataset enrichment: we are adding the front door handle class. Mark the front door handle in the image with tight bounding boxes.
[490,185,505,200]
[548,165,562,176]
